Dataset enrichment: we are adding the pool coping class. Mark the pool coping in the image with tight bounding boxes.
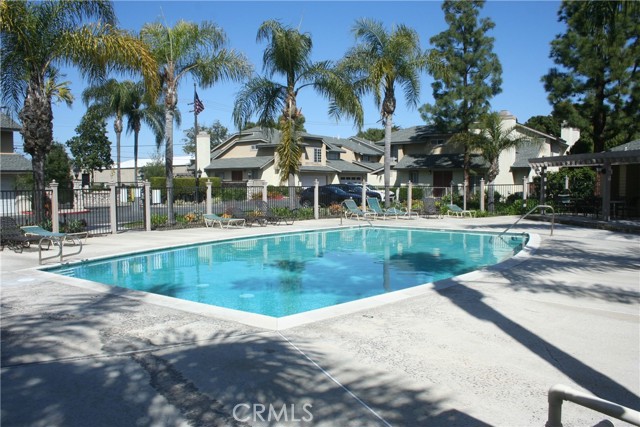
[35,226,540,331]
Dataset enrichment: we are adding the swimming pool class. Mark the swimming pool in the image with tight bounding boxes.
[47,227,527,319]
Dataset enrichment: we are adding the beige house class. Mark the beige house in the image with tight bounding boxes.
[203,128,384,187]
[390,111,579,188]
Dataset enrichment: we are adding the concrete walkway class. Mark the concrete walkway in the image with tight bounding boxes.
[1,217,638,426]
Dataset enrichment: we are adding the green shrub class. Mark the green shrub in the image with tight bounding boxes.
[151,214,168,228]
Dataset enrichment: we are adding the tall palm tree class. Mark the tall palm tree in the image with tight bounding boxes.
[82,79,136,185]
[473,112,527,212]
[339,19,442,206]
[0,0,158,222]
[140,20,252,223]
[124,81,176,184]
[233,20,363,186]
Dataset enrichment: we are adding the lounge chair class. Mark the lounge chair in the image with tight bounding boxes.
[422,197,442,219]
[259,201,296,225]
[203,213,245,229]
[367,197,418,220]
[343,199,376,220]
[446,204,475,218]
[21,225,83,246]
[231,206,267,227]
[0,217,43,253]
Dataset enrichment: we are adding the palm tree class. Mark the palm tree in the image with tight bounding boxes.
[123,81,169,185]
[339,19,442,206]
[233,20,363,187]
[473,112,527,212]
[140,20,252,224]
[0,0,158,222]
[82,79,136,185]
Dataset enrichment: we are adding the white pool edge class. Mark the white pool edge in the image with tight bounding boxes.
[37,230,539,331]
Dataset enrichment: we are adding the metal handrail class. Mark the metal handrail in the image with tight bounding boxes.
[495,204,554,241]
[545,384,640,427]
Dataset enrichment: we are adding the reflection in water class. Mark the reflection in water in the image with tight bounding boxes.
[52,228,526,317]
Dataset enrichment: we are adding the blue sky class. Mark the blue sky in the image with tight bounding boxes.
[38,0,564,163]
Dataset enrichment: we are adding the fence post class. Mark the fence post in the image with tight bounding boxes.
[361,183,367,211]
[463,181,467,211]
[523,176,528,206]
[206,180,212,215]
[263,182,268,203]
[144,180,151,232]
[49,180,59,233]
[110,182,117,234]
[73,178,84,210]
[407,181,413,214]
[480,178,485,212]
[314,179,319,220]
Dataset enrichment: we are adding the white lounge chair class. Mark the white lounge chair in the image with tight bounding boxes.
[203,213,245,228]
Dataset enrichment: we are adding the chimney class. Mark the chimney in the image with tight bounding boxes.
[560,122,580,151]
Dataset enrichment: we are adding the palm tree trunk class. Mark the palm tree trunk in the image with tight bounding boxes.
[20,83,53,224]
[114,117,123,186]
[134,130,139,186]
[383,115,393,208]
[165,108,175,224]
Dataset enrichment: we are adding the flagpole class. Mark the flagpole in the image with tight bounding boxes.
[194,83,199,175]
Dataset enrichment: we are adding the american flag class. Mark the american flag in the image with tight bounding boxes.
[194,91,205,115]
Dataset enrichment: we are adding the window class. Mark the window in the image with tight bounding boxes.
[250,144,258,151]
[390,146,399,161]
[327,152,340,160]
[314,147,322,163]
[410,171,419,184]
[432,139,444,146]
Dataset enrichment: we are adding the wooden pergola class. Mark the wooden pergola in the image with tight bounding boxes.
[529,149,640,221]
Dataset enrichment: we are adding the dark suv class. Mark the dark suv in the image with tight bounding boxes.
[333,184,382,201]
[299,185,362,207]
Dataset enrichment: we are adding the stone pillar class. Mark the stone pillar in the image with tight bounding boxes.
[314,179,319,220]
[263,182,268,203]
[144,180,151,231]
[480,178,485,212]
[407,181,413,214]
[73,178,84,210]
[206,180,212,215]
[463,181,467,211]
[110,182,117,234]
[49,180,59,233]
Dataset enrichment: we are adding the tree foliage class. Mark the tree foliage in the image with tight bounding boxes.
[233,20,362,184]
[340,18,441,205]
[523,115,562,138]
[0,0,159,222]
[66,108,113,177]
[419,0,501,191]
[182,120,230,154]
[543,1,640,153]
[141,19,251,222]
[45,143,73,190]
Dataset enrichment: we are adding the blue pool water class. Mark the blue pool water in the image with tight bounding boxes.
[47,228,526,317]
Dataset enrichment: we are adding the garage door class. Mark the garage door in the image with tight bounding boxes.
[300,175,326,187]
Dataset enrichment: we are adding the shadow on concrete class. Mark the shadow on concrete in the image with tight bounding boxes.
[1,286,492,427]
[436,282,640,410]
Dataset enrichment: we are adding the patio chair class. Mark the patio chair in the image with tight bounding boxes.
[422,197,442,219]
[343,199,377,220]
[0,217,43,253]
[446,204,475,218]
[259,201,296,225]
[231,206,267,227]
[203,213,245,229]
[367,197,418,220]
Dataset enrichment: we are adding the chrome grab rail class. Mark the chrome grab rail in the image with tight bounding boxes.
[495,204,554,241]
[545,384,640,427]
[39,235,83,265]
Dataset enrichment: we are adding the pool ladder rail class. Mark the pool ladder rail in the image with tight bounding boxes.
[545,384,640,427]
[493,204,555,243]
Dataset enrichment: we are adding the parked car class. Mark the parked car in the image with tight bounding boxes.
[341,183,394,202]
[299,185,362,207]
[333,183,382,201]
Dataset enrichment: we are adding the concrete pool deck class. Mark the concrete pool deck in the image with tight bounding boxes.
[1,216,638,426]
